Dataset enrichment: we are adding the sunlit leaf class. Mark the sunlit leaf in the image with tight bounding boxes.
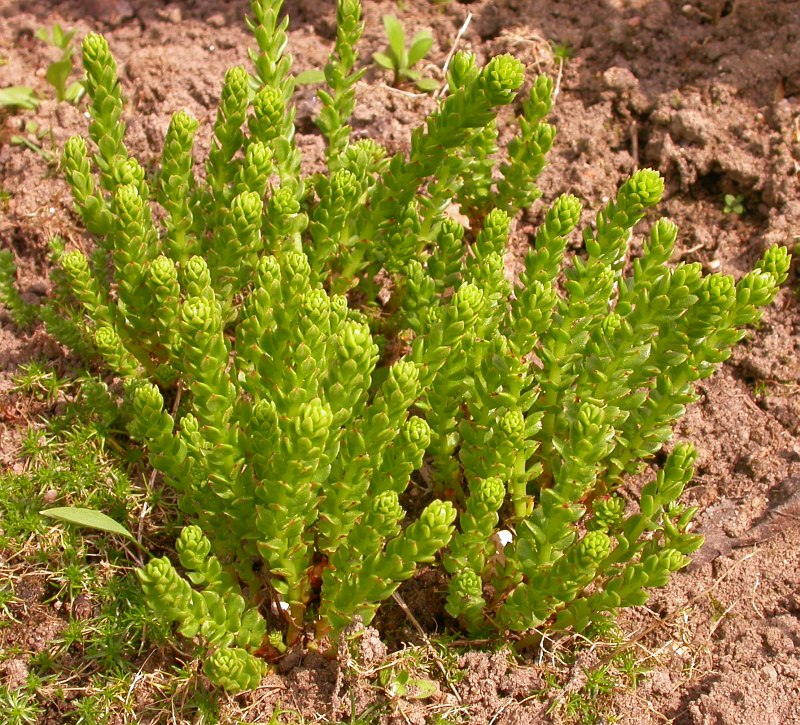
[408,31,433,67]
[0,86,39,110]
[372,52,395,72]
[295,69,325,85]
[383,15,406,63]
[40,506,136,541]
[415,77,440,93]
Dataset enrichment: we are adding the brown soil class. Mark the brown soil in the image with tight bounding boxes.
[1,0,799,723]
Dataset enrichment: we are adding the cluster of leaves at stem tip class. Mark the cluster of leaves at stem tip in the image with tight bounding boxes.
[373,15,439,92]
[3,0,790,695]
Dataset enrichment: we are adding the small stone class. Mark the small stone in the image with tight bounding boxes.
[42,488,58,504]
[85,0,134,26]
[669,109,713,146]
[0,658,29,689]
[157,5,182,23]
[72,594,93,620]
[26,281,48,296]
[603,66,639,93]
[207,13,226,28]
[761,663,778,682]
[648,668,673,695]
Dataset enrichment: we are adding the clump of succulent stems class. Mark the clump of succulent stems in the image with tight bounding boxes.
[4,0,789,694]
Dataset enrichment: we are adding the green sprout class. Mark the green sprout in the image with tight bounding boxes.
[0,251,39,327]
[373,15,439,92]
[10,120,56,164]
[550,41,574,62]
[36,23,85,103]
[381,667,439,701]
[0,685,42,725]
[723,193,745,215]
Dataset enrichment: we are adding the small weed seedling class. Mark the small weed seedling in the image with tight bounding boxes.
[0,251,39,327]
[10,120,56,164]
[373,15,439,91]
[723,193,745,215]
[36,23,84,103]
[0,685,42,725]
[550,41,574,63]
[12,360,72,404]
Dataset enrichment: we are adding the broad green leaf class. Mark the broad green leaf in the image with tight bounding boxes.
[408,31,434,67]
[295,69,325,85]
[372,52,395,72]
[40,506,136,542]
[52,24,65,47]
[64,34,78,51]
[385,669,438,700]
[64,80,85,104]
[56,25,77,50]
[405,676,438,700]
[415,77,440,93]
[46,59,72,101]
[382,15,406,64]
[0,86,39,110]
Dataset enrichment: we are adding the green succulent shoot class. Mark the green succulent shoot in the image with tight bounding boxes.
[10,0,790,697]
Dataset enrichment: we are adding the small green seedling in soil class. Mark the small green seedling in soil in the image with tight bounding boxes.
[12,360,71,403]
[723,193,745,215]
[381,667,439,701]
[0,251,39,327]
[0,684,42,725]
[36,23,84,103]
[373,15,439,91]
[550,40,574,63]
[10,120,56,163]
